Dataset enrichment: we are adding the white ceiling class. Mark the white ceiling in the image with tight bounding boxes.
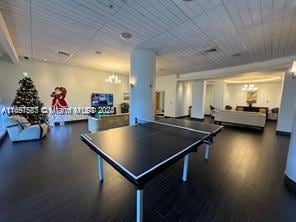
[1,0,296,75]
[223,69,284,83]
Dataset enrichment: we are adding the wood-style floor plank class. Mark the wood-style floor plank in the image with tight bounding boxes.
[0,119,295,222]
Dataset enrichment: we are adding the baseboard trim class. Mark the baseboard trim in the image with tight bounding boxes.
[190,117,205,121]
[53,119,88,126]
[176,115,190,119]
[69,119,88,123]
[276,130,291,136]
[284,174,296,193]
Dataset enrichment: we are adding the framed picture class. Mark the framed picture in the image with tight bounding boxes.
[247,91,257,104]
[123,92,130,101]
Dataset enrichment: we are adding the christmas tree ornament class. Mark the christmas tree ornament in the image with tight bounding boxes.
[12,76,48,124]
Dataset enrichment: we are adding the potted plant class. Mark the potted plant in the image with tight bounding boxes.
[120,102,129,113]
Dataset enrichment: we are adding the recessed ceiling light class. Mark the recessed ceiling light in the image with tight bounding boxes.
[43,58,47,61]
[95,50,102,55]
[120,32,132,39]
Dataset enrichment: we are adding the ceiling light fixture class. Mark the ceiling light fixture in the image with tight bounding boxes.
[120,32,132,39]
[106,67,121,84]
[106,74,121,84]
[43,58,47,61]
[242,83,258,91]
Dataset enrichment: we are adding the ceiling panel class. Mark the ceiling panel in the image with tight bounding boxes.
[0,0,296,76]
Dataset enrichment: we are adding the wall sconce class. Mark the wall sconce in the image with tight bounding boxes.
[289,61,296,79]
[130,77,135,88]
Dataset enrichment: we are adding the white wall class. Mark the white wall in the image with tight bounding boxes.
[183,82,192,116]
[191,80,206,119]
[212,80,226,109]
[224,82,283,110]
[0,59,129,110]
[155,76,193,117]
[175,82,185,117]
[155,75,177,117]
[158,91,165,112]
[277,73,296,133]
[175,82,192,117]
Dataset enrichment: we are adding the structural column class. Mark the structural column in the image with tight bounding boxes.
[191,80,206,119]
[130,48,156,125]
[284,108,296,193]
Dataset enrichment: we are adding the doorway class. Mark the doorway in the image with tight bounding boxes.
[155,91,165,116]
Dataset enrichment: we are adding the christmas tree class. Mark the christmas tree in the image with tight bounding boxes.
[12,74,48,124]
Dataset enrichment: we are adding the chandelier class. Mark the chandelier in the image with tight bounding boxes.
[106,73,121,84]
[242,83,258,91]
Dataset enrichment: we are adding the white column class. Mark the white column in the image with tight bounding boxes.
[285,108,296,192]
[130,49,156,125]
[191,80,206,119]
[277,72,296,133]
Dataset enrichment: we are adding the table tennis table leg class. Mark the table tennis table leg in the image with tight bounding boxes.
[136,189,143,222]
[98,156,104,181]
[182,154,190,182]
[205,144,210,160]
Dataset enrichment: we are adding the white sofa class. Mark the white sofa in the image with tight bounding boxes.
[88,114,129,133]
[215,110,266,130]
[3,114,48,142]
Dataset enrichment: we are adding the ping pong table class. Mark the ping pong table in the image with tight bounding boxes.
[81,118,223,222]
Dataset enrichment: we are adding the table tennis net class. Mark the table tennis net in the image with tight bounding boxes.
[136,118,210,139]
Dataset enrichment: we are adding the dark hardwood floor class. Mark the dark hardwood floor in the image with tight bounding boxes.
[0,120,295,222]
